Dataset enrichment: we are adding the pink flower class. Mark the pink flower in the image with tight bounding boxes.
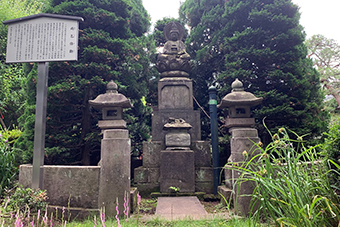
[115,200,121,227]
[137,193,141,206]
[124,193,129,221]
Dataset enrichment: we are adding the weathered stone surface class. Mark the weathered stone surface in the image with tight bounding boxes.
[195,182,213,194]
[230,137,260,163]
[136,183,160,197]
[47,206,100,221]
[160,150,195,193]
[142,141,163,168]
[224,166,233,189]
[98,120,127,129]
[195,167,213,182]
[134,167,159,183]
[159,85,191,109]
[192,141,211,167]
[99,133,130,217]
[152,110,201,141]
[158,79,193,110]
[217,186,232,206]
[233,180,257,216]
[226,118,255,128]
[165,132,191,147]
[130,187,138,213]
[230,128,258,138]
[103,128,129,138]
[19,164,100,208]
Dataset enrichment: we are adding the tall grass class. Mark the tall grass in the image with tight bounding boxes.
[228,126,340,226]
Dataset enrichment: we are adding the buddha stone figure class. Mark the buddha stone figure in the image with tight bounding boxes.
[156,22,192,77]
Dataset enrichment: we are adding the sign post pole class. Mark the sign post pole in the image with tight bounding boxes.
[32,62,49,189]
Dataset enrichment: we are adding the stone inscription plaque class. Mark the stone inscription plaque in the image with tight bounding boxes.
[6,17,79,63]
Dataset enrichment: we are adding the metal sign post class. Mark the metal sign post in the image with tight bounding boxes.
[32,62,49,189]
[3,13,83,189]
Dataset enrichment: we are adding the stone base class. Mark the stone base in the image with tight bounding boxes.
[19,164,100,208]
[160,149,195,193]
[233,180,257,216]
[18,165,138,219]
[217,186,232,206]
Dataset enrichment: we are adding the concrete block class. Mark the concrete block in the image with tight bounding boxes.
[160,150,195,193]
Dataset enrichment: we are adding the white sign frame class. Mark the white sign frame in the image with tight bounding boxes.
[4,14,83,63]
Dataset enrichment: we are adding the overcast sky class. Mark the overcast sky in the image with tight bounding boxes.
[142,0,340,43]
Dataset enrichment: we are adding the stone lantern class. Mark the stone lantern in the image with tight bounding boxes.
[89,80,132,130]
[218,78,262,216]
[89,81,132,217]
[218,78,262,129]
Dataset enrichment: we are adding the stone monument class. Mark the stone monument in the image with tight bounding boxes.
[218,78,263,215]
[134,22,213,194]
[89,81,132,217]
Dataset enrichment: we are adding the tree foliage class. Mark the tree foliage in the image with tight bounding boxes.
[180,0,329,144]
[0,0,47,128]
[306,34,340,110]
[16,0,157,165]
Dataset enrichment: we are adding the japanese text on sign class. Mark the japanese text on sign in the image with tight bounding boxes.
[6,17,79,63]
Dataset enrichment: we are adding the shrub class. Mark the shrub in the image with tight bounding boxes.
[3,187,48,214]
[227,127,340,227]
[0,127,21,197]
[323,116,340,186]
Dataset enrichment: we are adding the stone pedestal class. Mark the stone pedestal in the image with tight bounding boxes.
[229,127,260,216]
[160,149,195,193]
[98,129,130,217]
[158,78,193,110]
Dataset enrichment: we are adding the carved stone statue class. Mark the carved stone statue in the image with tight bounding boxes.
[156,22,192,77]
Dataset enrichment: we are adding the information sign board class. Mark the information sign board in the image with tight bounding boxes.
[5,15,80,63]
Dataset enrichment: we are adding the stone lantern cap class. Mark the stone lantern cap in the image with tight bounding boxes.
[217,78,262,109]
[163,117,192,130]
[89,81,133,109]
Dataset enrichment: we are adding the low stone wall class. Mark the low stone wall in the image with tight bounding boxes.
[19,164,100,209]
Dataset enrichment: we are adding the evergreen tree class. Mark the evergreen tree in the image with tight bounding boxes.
[16,0,157,165]
[180,0,329,144]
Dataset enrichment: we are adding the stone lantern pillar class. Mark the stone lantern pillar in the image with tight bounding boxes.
[89,81,133,217]
[218,78,262,215]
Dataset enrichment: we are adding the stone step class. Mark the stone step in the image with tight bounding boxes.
[155,196,207,220]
